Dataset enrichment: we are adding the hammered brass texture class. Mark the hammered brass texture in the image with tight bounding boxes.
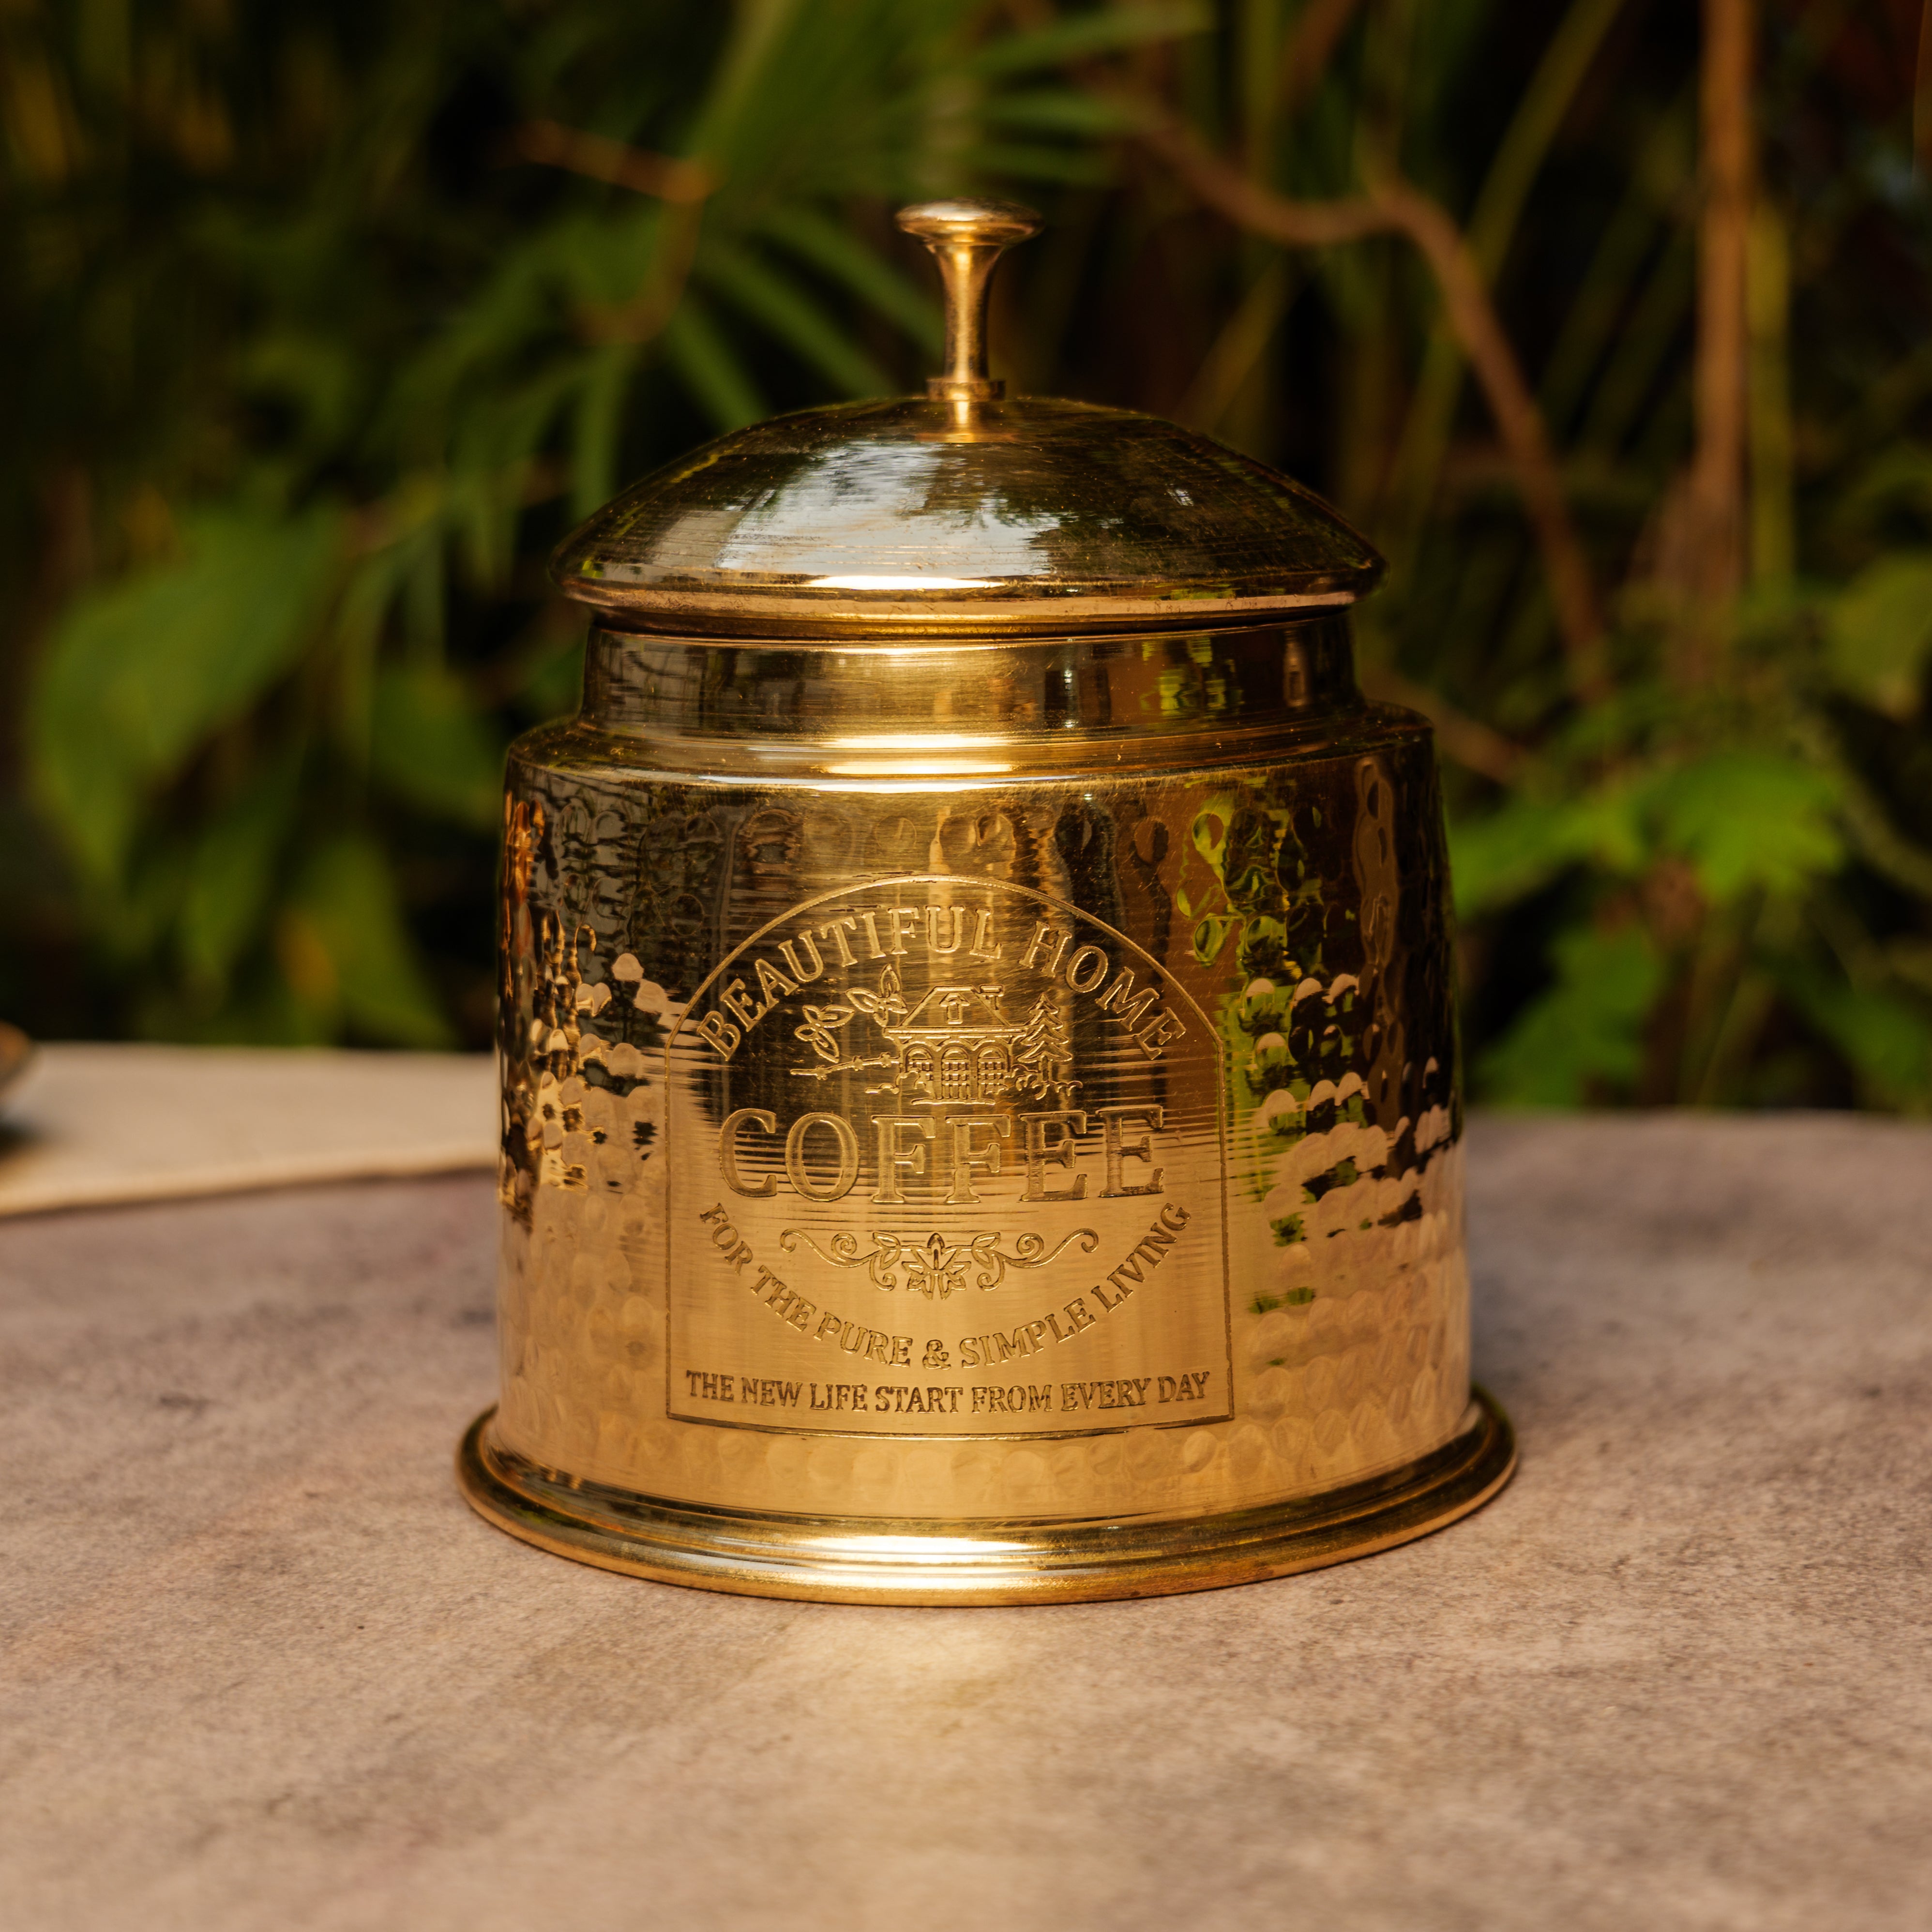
[474,618,1481,1578]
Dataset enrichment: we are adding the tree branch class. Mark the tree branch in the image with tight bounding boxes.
[509,122,714,346]
[512,120,715,204]
[1358,665,1526,784]
[1135,113,1610,702]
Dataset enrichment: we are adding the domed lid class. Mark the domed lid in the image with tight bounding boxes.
[552,200,1383,639]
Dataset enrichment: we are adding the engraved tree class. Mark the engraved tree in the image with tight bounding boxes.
[1011,991,1078,1104]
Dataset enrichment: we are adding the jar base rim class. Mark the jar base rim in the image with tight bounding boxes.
[454,1392,1515,1606]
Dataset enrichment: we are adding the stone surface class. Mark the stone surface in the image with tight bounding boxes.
[1,1112,1927,1931]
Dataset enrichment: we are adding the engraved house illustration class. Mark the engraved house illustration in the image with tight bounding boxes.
[884,987,1017,1102]
[880,983,1079,1106]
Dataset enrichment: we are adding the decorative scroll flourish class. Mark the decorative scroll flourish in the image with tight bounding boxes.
[779,1226,1099,1300]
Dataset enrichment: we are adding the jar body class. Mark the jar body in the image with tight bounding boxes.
[468,621,1501,1596]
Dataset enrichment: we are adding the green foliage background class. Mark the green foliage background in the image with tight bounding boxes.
[5,0,1931,1108]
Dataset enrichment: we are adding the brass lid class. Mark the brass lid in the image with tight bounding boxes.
[551,199,1383,640]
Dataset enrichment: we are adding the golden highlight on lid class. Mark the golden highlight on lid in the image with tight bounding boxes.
[549,198,1385,640]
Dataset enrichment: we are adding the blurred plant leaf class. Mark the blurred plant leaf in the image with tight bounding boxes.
[279,836,453,1049]
[178,758,302,995]
[980,90,1142,136]
[757,205,943,356]
[30,505,344,886]
[240,333,363,456]
[1455,751,1843,921]
[516,636,588,725]
[661,295,771,431]
[1643,752,1842,904]
[1824,553,1932,719]
[960,4,1211,78]
[960,141,1118,186]
[1480,925,1665,1105]
[1449,785,1643,916]
[568,344,646,524]
[697,241,896,397]
[370,664,506,832]
[1776,961,1932,1111]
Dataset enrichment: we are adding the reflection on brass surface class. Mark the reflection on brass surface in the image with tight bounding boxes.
[460,197,1513,1600]
[458,1391,1514,1605]
[550,396,1382,637]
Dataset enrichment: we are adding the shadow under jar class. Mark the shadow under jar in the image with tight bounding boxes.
[458,197,1513,1604]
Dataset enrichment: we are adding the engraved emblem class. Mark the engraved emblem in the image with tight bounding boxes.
[662,876,1233,1437]
[788,958,1080,1109]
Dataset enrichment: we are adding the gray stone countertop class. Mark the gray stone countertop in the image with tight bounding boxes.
[2,1113,1928,1932]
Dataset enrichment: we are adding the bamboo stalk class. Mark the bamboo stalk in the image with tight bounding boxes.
[1177,258,1296,434]
[1276,0,1364,110]
[1685,0,1754,610]
[1385,0,1626,553]
[1746,201,1794,584]
[1916,0,1932,174]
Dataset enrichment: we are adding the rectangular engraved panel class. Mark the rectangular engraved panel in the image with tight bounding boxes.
[664,877,1233,1436]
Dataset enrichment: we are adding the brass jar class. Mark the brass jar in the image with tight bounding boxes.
[458,200,1514,1603]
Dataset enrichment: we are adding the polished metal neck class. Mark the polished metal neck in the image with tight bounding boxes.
[571,619,1380,782]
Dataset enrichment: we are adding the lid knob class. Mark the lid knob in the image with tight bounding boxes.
[896,198,1042,418]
